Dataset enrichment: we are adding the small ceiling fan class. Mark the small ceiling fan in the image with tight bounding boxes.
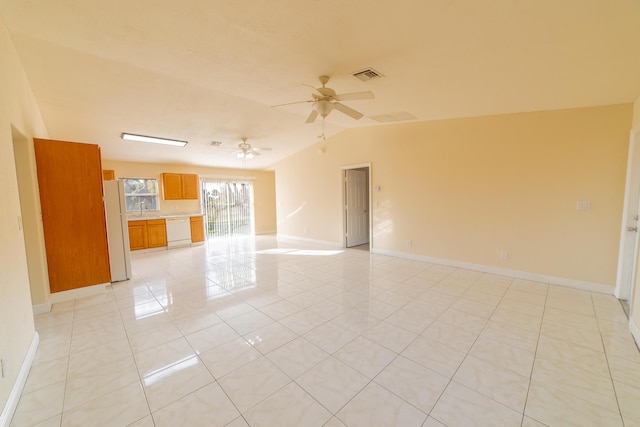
[217,138,271,159]
[272,75,374,123]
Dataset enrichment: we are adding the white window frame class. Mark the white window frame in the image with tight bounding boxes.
[122,178,160,213]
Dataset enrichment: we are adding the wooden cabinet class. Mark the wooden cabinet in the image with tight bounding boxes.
[162,173,199,200]
[128,219,166,250]
[147,219,167,248]
[128,220,147,250]
[34,138,112,293]
[162,173,182,200]
[182,174,199,199]
[103,169,115,180]
[190,216,205,243]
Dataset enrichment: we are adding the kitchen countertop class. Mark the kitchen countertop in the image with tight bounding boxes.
[127,213,203,221]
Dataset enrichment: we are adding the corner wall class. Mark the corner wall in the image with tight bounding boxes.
[0,18,48,420]
[274,104,632,287]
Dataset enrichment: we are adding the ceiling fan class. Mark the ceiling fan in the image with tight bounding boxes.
[218,138,271,159]
[273,75,374,123]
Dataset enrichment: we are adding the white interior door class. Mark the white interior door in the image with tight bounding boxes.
[616,127,640,300]
[345,169,369,247]
[624,192,640,300]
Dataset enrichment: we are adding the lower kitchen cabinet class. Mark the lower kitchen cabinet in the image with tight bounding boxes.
[147,219,168,248]
[190,215,204,243]
[128,220,147,251]
[129,219,166,250]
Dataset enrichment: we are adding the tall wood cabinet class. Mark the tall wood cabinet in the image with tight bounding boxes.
[34,138,111,293]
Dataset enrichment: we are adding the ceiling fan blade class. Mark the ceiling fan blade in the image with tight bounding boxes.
[249,150,261,156]
[253,147,272,151]
[302,83,323,97]
[334,91,375,101]
[333,102,364,120]
[306,109,319,123]
[271,100,313,108]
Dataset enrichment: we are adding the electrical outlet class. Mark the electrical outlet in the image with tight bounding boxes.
[1,357,6,378]
[576,201,591,211]
[406,239,412,248]
[500,250,509,260]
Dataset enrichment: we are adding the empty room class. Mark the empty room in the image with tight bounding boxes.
[1,1,640,426]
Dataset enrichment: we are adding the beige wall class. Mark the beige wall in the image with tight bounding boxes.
[12,132,50,307]
[103,160,277,234]
[633,95,640,128]
[275,104,632,287]
[0,19,48,415]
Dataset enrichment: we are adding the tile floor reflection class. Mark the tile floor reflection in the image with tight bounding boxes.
[11,236,640,426]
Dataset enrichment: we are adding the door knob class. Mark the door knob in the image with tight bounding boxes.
[628,226,638,232]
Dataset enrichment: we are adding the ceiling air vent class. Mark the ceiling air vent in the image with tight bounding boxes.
[209,141,223,147]
[352,68,384,82]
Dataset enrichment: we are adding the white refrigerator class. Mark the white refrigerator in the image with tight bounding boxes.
[103,179,132,281]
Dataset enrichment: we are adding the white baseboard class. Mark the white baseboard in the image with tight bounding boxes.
[371,248,614,295]
[256,229,277,236]
[0,332,39,427]
[276,234,343,248]
[130,246,167,254]
[630,317,640,349]
[31,303,51,316]
[49,283,107,304]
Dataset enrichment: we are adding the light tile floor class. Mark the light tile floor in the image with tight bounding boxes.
[11,236,640,426]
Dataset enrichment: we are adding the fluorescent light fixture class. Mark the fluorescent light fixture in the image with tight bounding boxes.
[121,133,187,147]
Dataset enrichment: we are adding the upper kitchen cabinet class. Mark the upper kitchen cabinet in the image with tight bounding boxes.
[181,174,199,199]
[34,138,111,293]
[162,173,199,200]
[103,169,115,180]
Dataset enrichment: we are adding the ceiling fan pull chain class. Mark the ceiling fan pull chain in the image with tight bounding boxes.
[321,117,326,140]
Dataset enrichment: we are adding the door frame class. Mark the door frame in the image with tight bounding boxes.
[200,176,256,238]
[341,163,372,249]
[616,126,640,300]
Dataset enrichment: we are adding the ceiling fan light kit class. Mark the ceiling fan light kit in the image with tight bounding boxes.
[237,151,254,159]
[313,99,334,117]
[273,75,375,124]
[214,137,271,161]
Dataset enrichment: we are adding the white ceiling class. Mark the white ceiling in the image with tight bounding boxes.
[2,0,640,170]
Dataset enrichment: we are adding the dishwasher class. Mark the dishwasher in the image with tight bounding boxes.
[165,217,192,248]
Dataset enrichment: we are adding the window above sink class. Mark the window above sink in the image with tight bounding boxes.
[123,178,160,213]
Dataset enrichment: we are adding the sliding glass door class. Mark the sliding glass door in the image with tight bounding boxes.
[201,178,254,238]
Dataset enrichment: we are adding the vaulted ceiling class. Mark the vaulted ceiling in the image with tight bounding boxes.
[2,0,639,169]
